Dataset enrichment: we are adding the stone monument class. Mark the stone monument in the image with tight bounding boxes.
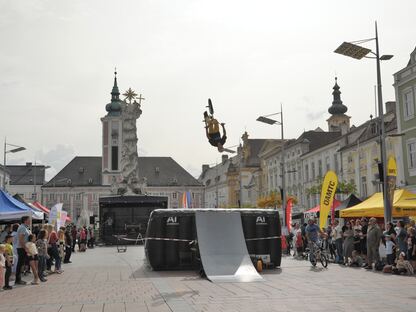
[113,88,145,195]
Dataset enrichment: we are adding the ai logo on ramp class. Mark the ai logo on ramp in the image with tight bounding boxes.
[166,216,179,225]
[256,216,267,225]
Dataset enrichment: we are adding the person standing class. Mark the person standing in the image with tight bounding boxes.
[342,221,354,265]
[15,216,31,285]
[71,225,77,252]
[3,234,14,290]
[366,217,382,269]
[360,218,368,263]
[396,221,407,254]
[0,225,11,243]
[64,228,72,263]
[332,220,343,264]
[36,229,48,282]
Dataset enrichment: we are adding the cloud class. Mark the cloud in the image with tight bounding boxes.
[35,145,76,180]
[306,110,326,121]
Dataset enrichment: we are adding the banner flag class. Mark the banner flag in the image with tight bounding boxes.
[286,198,293,233]
[386,156,397,221]
[319,171,338,229]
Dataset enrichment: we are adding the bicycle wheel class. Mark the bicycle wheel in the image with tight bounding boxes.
[320,254,328,268]
[309,254,317,266]
[208,98,214,115]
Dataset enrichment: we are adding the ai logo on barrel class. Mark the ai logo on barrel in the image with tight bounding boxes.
[256,216,267,225]
[166,216,179,226]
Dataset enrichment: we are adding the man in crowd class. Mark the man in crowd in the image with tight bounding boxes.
[305,218,324,265]
[15,216,31,285]
[366,217,382,270]
[331,219,343,264]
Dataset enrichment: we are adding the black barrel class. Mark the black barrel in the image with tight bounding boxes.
[178,215,193,268]
[165,215,179,267]
[255,213,269,255]
[268,211,281,267]
[241,214,256,255]
[146,215,165,269]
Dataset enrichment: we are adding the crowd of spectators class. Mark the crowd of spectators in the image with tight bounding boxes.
[0,217,95,290]
[289,218,416,275]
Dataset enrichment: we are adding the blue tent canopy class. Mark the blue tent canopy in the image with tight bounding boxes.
[0,189,44,221]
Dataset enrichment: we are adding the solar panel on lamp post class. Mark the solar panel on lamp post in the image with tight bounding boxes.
[334,22,393,225]
[257,104,286,227]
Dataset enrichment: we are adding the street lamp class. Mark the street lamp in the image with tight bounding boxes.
[257,103,286,226]
[2,139,26,190]
[334,22,393,224]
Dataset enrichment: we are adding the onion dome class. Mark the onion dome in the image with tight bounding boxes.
[328,77,348,115]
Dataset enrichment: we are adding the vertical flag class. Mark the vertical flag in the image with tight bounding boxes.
[386,156,397,222]
[182,192,192,208]
[319,171,338,230]
[286,198,293,233]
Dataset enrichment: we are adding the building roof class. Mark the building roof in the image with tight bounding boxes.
[288,130,342,154]
[6,163,47,186]
[44,156,202,188]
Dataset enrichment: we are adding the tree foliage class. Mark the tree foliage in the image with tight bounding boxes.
[305,177,357,195]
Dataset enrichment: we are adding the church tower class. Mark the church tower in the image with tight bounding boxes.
[327,77,350,135]
[101,71,123,186]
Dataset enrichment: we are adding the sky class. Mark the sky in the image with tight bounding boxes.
[1,0,415,180]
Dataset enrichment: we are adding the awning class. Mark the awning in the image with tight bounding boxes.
[32,201,72,222]
[304,199,342,214]
[0,190,43,221]
[340,189,416,218]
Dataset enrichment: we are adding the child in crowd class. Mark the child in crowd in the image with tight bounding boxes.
[0,244,5,289]
[392,252,414,275]
[3,235,13,290]
[349,250,363,267]
[25,234,40,285]
[385,234,396,265]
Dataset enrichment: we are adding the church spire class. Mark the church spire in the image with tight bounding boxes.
[328,77,348,115]
[106,69,122,115]
[111,69,120,101]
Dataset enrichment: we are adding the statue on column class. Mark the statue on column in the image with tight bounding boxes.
[116,88,145,195]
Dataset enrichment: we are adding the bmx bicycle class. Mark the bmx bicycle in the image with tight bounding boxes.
[307,241,328,268]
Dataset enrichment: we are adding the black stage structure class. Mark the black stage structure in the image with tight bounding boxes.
[99,195,168,245]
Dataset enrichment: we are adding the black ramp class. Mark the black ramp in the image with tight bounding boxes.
[195,210,263,283]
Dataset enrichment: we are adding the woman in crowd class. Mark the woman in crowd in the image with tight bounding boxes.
[25,234,40,285]
[36,229,49,282]
[64,228,72,263]
[396,221,407,254]
[58,227,66,263]
[343,221,355,265]
[46,224,62,274]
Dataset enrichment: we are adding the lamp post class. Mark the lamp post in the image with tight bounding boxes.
[257,104,286,226]
[334,22,393,224]
[2,138,26,191]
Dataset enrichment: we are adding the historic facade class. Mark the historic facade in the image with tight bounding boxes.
[42,73,203,221]
[394,46,416,192]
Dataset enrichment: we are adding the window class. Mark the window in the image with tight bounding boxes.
[334,155,339,174]
[75,194,81,200]
[63,193,68,201]
[111,146,118,170]
[305,164,309,181]
[172,192,177,199]
[408,141,416,169]
[325,156,330,172]
[403,89,415,120]
[311,162,316,180]
[318,160,322,177]
[361,176,367,198]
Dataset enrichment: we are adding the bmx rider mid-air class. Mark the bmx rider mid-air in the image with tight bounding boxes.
[204,98,227,153]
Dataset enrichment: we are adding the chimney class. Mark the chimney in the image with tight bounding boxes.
[222,155,228,164]
[385,101,396,114]
[202,164,209,172]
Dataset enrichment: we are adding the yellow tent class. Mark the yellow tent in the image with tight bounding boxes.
[340,189,416,218]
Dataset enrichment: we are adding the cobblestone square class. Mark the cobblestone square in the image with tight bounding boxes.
[1,246,415,312]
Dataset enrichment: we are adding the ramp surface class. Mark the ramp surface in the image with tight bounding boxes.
[195,210,263,283]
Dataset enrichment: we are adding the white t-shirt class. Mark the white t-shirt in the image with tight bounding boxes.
[385,240,395,255]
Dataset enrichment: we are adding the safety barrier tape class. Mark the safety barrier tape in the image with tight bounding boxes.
[245,236,281,241]
[117,236,282,242]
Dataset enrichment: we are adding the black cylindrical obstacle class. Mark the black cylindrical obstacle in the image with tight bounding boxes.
[268,212,281,267]
[165,215,179,267]
[145,209,282,271]
[241,214,256,254]
[145,214,165,269]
